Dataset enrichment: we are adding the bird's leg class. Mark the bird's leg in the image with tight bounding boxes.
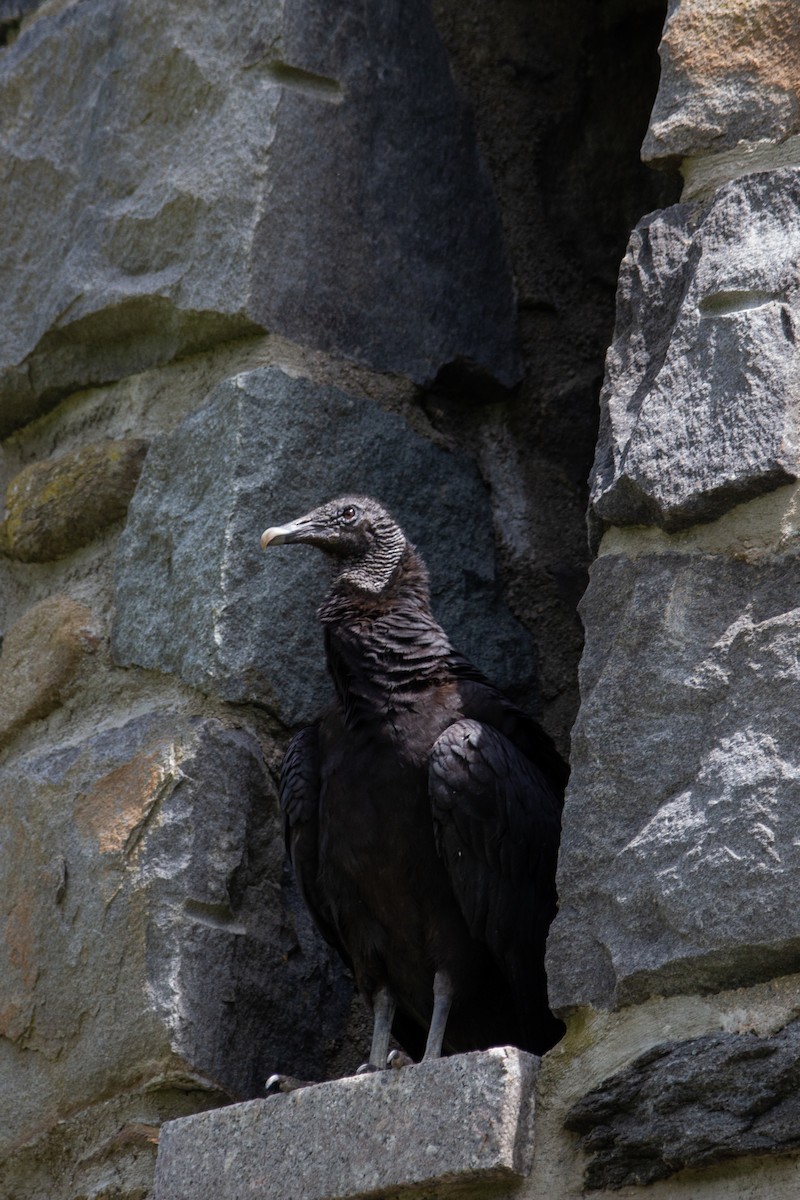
[422,970,454,1061]
[357,985,396,1073]
[369,985,397,1068]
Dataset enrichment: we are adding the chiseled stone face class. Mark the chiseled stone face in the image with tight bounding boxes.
[643,0,800,165]
[111,366,539,726]
[590,168,800,537]
[0,715,351,1157]
[548,550,800,1011]
[0,0,519,436]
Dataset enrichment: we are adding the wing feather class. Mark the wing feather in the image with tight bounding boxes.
[280,725,351,967]
[429,717,563,1045]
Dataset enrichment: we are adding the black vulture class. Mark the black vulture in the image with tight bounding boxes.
[261,495,567,1076]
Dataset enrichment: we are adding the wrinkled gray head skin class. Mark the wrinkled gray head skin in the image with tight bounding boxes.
[261,496,411,594]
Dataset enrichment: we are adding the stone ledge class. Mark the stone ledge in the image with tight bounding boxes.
[152,1047,538,1200]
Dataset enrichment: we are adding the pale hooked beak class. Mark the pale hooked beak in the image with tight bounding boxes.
[260,517,314,549]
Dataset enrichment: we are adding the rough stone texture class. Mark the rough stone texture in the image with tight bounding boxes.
[565,1018,800,1190]
[154,1047,538,1200]
[548,550,800,1012]
[0,437,149,561]
[0,0,264,434]
[525,975,800,1200]
[0,1,695,1197]
[0,2,37,48]
[643,0,800,166]
[0,0,520,436]
[112,365,539,727]
[0,1083,228,1200]
[0,594,97,748]
[249,0,522,392]
[0,714,351,1161]
[589,168,800,538]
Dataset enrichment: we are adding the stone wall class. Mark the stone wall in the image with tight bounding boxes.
[540,2,800,1197]
[14,0,798,1197]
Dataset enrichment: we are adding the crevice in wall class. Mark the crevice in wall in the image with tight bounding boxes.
[427,0,681,747]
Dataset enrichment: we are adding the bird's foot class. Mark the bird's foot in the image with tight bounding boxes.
[265,1073,317,1095]
[355,1050,415,1075]
[387,1049,414,1070]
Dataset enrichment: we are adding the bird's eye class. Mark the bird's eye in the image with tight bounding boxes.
[340,506,358,523]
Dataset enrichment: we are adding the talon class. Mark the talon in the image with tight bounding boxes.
[387,1049,414,1070]
[265,1073,316,1094]
[355,1061,381,1075]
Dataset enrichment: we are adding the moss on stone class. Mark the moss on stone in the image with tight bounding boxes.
[1,438,148,562]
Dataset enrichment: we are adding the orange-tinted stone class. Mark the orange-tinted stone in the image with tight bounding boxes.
[0,595,98,749]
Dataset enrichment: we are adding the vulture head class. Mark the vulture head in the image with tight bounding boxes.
[261,496,412,594]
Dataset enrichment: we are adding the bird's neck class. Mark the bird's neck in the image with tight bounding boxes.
[335,521,407,594]
[317,546,455,718]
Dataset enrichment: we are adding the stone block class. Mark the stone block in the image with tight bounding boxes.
[643,0,800,166]
[0,0,519,435]
[112,366,538,727]
[0,595,97,748]
[247,0,521,392]
[0,714,351,1156]
[590,169,800,536]
[547,551,800,1011]
[153,1046,538,1200]
[565,1018,800,1189]
[1,438,148,561]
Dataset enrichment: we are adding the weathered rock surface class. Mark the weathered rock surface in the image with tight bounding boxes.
[0,0,42,43]
[249,0,522,391]
[548,550,800,1012]
[0,714,351,1157]
[0,1082,228,1200]
[0,0,519,436]
[112,366,539,726]
[1,438,149,561]
[590,169,800,537]
[0,0,265,434]
[643,0,800,166]
[565,1018,800,1190]
[154,1047,538,1200]
[0,595,97,748]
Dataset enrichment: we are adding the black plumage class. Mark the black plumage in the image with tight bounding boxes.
[261,496,567,1069]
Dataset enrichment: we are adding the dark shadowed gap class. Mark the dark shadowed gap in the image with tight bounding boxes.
[427,0,680,749]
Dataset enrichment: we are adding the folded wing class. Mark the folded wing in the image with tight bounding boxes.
[429,717,564,1052]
